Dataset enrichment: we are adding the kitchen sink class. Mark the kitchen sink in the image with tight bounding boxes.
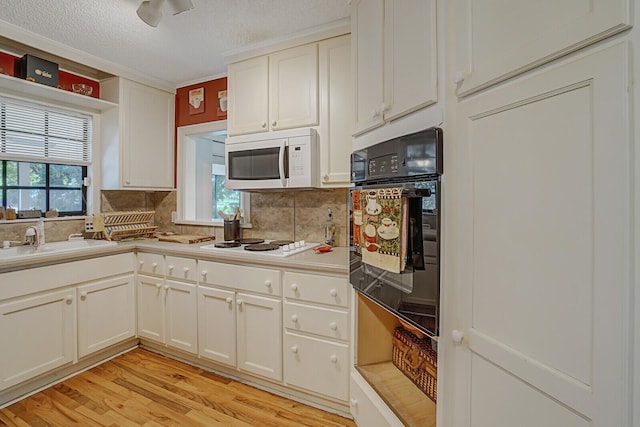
[0,239,117,261]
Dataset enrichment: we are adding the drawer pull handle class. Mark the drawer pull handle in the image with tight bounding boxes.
[329,289,338,297]
[329,322,337,331]
[168,265,174,272]
[164,284,170,290]
[290,283,298,292]
[201,270,208,277]
[156,283,162,289]
[350,398,358,407]
[225,297,233,304]
[139,260,144,266]
[329,354,338,363]
[290,345,298,354]
[237,299,244,306]
[291,314,298,323]
[183,267,189,273]
[152,262,158,268]
[65,295,73,303]
[264,280,272,288]
[80,291,88,300]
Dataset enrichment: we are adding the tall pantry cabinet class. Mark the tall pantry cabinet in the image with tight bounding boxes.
[443,1,637,427]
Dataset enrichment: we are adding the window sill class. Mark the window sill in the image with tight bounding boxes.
[173,219,253,228]
[0,215,86,224]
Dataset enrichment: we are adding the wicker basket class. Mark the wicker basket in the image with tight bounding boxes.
[392,326,438,403]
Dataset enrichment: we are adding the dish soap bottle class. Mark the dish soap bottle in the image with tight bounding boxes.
[323,208,336,246]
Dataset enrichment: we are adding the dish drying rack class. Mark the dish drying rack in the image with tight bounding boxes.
[85,211,157,241]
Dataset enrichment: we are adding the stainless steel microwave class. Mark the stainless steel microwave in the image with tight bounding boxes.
[225,128,319,190]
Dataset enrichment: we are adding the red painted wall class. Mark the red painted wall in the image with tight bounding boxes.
[175,77,227,127]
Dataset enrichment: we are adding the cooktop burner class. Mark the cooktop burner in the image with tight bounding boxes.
[270,240,294,246]
[244,243,281,252]
[236,238,265,244]
[214,241,241,248]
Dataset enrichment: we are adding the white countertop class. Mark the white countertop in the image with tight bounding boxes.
[0,239,349,275]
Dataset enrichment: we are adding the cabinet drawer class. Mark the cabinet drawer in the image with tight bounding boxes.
[137,253,164,276]
[284,301,349,341]
[283,272,348,307]
[166,256,197,282]
[350,371,404,427]
[284,332,349,402]
[199,260,281,296]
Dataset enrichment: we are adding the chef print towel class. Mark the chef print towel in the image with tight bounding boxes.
[360,187,405,273]
[351,189,363,249]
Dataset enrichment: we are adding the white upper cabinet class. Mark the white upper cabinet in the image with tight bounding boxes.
[100,77,175,190]
[227,44,318,136]
[453,0,631,97]
[352,0,437,136]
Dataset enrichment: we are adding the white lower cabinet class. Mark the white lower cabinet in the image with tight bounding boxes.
[137,275,198,354]
[284,332,349,401]
[0,289,75,391]
[350,370,404,427]
[77,275,136,358]
[198,260,282,381]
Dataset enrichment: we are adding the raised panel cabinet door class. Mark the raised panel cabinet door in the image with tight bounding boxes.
[454,0,631,96]
[165,280,198,354]
[351,0,384,136]
[121,79,174,188]
[383,0,437,122]
[0,289,75,391]
[197,286,237,367]
[236,292,282,381]
[77,275,136,358]
[318,34,352,187]
[269,43,318,131]
[137,275,165,343]
[227,55,269,135]
[448,43,631,426]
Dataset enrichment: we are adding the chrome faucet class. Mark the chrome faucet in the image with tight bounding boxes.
[25,226,39,249]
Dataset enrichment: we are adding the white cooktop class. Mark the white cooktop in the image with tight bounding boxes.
[200,241,320,257]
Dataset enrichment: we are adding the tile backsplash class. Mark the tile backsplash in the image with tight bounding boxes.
[0,189,349,245]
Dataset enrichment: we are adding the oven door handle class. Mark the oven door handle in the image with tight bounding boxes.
[279,139,287,187]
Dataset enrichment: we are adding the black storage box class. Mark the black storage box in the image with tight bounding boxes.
[15,54,59,87]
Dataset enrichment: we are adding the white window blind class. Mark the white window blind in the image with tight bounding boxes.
[0,95,92,165]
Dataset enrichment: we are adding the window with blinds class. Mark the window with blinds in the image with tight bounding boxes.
[0,95,91,216]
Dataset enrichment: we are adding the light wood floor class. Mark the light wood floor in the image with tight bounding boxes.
[0,348,357,427]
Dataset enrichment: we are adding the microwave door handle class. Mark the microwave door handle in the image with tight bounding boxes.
[279,140,287,187]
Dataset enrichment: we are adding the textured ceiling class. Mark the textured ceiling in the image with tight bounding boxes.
[0,0,351,88]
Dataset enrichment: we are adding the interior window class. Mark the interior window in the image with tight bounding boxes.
[177,121,249,225]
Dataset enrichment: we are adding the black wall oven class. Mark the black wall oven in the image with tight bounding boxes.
[350,127,442,338]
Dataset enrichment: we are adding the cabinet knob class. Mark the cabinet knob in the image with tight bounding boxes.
[329,289,338,297]
[329,321,337,331]
[168,265,174,272]
[237,299,244,306]
[264,280,272,288]
[290,345,298,354]
[453,71,465,85]
[271,120,277,127]
[370,108,379,119]
[156,283,162,289]
[350,398,358,407]
[379,103,388,113]
[139,260,144,266]
[183,267,189,274]
[225,297,233,304]
[291,314,299,323]
[290,283,298,292]
[452,329,465,343]
[152,262,158,268]
[322,173,329,182]
[329,354,338,363]
[164,284,170,291]
[125,180,131,185]
[80,291,88,300]
[65,295,73,303]
[201,270,208,278]
[260,121,267,128]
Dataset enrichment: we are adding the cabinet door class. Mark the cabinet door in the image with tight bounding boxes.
[165,280,198,354]
[318,35,352,187]
[350,370,404,427]
[120,79,174,189]
[448,43,631,426]
[0,289,75,391]
[198,286,236,367]
[227,56,269,135]
[236,292,282,381]
[269,43,318,131]
[77,275,136,358]
[454,0,630,96]
[352,0,384,136]
[284,332,349,401]
[383,0,437,122]
[137,275,165,343]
